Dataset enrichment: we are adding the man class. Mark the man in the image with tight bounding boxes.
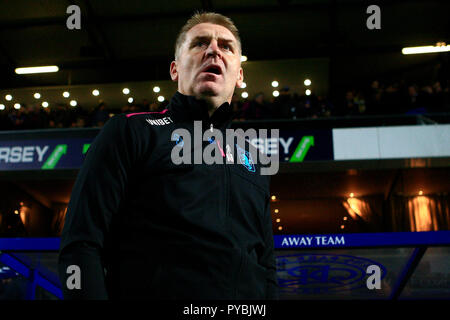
[58,12,278,300]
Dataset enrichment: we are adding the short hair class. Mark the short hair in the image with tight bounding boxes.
[174,11,242,60]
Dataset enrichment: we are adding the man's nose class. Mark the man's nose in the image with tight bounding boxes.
[206,40,221,58]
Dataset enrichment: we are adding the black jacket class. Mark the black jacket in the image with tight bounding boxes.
[58,91,278,300]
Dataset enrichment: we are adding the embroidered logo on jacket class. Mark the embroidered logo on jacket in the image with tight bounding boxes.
[236,144,255,173]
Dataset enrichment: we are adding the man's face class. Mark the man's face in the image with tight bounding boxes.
[170,23,243,107]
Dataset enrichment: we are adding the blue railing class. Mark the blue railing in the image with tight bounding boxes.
[1,231,449,300]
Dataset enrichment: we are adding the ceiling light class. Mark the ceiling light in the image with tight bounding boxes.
[276,218,281,223]
[240,55,247,62]
[34,93,41,99]
[14,103,21,109]
[272,90,279,97]
[278,226,283,231]
[70,100,77,107]
[340,225,345,229]
[123,88,130,95]
[0,104,5,110]
[343,216,348,221]
[271,81,279,87]
[153,86,160,93]
[350,193,354,198]
[157,96,165,102]
[42,101,49,108]
[128,97,134,103]
[419,190,423,195]
[92,89,100,96]
[240,82,246,89]
[402,43,450,55]
[305,89,311,96]
[63,91,70,98]
[304,79,311,86]
[271,195,276,201]
[241,92,248,99]
[15,65,59,74]
[274,209,279,213]
[5,94,12,101]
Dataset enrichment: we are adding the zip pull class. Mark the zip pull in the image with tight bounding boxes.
[210,123,213,132]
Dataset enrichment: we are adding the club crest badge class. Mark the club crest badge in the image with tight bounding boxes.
[236,144,255,173]
[172,133,184,147]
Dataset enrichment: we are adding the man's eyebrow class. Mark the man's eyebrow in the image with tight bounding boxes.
[190,35,236,45]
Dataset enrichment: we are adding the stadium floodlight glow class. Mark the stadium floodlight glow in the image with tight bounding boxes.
[0,104,5,110]
[14,103,21,109]
[5,94,12,101]
[304,79,311,86]
[241,92,248,99]
[305,89,311,96]
[402,43,450,55]
[153,86,160,93]
[123,88,130,95]
[271,81,279,87]
[15,65,59,74]
[42,101,49,108]
[34,93,41,99]
[128,97,134,103]
[272,90,279,97]
[70,100,77,107]
[240,55,247,62]
[92,89,100,96]
[63,91,70,98]
[157,96,165,102]
[240,82,247,89]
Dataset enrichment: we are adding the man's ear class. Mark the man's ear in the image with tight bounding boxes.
[170,61,178,82]
[236,67,244,88]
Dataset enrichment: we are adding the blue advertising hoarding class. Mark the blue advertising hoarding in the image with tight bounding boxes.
[0,128,334,171]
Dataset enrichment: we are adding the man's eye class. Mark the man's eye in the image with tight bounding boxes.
[221,44,231,51]
[195,41,207,47]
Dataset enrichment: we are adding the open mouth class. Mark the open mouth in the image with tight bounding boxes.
[202,65,222,75]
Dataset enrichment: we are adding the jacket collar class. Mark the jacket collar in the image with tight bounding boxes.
[168,91,235,129]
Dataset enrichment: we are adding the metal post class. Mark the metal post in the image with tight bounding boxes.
[25,268,37,300]
[389,246,427,300]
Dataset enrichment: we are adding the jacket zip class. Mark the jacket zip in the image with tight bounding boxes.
[216,121,236,297]
[210,119,239,297]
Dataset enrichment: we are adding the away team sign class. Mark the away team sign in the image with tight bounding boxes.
[0,129,333,171]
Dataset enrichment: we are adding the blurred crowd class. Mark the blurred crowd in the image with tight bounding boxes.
[0,80,449,131]
[235,80,449,121]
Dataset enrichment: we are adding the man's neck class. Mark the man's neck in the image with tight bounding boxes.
[197,95,228,117]
[178,90,230,117]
